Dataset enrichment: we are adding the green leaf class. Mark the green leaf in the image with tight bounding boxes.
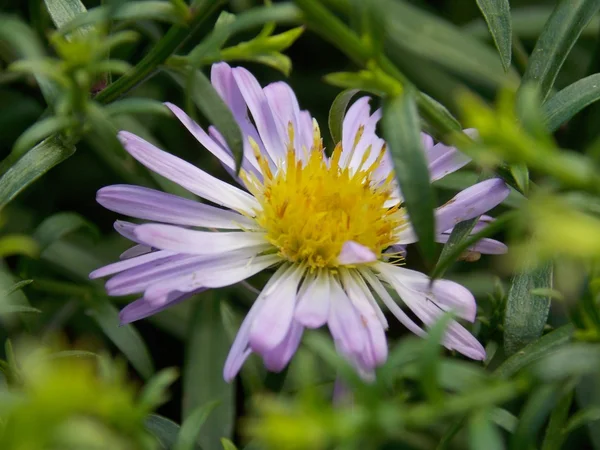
[0,137,76,211]
[43,0,87,29]
[139,368,179,410]
[542,74,600,132]
[382,0,519,89]
[475,0,512,72]
[12,117,75,160]
[520,0,600,101]
[146,414,181,450]
[504,262,553,355]
[494,324,574,379]
[183,292,234,450]
[0,305,41,315]
[168,68,244,173]
[511,384,562,450]
[221,438,238,450]
[87,299,155,380]
[383,91,436,265]
[0,234,39,259]
[564,406,600,434]
[1,280,33,298]
[431,211,515,280]
[419,313,453,401]
[104,98,172,118]
[469,410,505,450]
[328,89,359,144]
[33,212,98,252]
[542,390,573,450]
[175,401,220,450]
[58,1,187,34]
[533,343,600,381]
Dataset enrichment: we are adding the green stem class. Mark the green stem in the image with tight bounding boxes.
[95,0,223,104]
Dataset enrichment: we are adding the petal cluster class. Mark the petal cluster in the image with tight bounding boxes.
[91,62,509,380]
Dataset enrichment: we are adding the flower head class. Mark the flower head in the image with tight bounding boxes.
[90,63,509,381]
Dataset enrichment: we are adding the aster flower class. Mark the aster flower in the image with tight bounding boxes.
[90,63,509,381]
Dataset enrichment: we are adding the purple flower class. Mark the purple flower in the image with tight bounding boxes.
[91,63,509,381]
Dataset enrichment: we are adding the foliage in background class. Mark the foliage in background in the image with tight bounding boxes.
[2,0,600,449]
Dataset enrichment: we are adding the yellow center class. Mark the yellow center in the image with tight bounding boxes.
[242,123,406,269]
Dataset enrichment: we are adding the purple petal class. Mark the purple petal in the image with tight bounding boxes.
[90,249,175,279]
[327,277,367,356]
[340,97,371,162]
[249,265,304,354]
[337,241,377,265]
[295,271,330,328]
[264,81,309,152]
[133,224,268,255]
[114,220,141,243]
[119,288,205,324]
[211,62,248,119]
[117,131,258,213]
[98,185,255,229]
[232,67,285,162]
[421,133,434,151]
[120,244,152,260]
[263,321,304,372]
[435,178,509,233]
[428,142,471,182]
[436,233,507,255]
[165,102,235,170]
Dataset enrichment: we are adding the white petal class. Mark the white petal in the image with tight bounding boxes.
[327,276,367,356]
[295,270,330,328]
[337,241,377,265]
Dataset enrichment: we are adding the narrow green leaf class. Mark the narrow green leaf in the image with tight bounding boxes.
[383,91,436,265]
[564,406,600,434]
[532,343,600,381]
[576,376,600,449]
[0,305,41,315]
[504,262,553,355]
[494,324,574,379]
[520,0,600,101]
[0,137,76,211]
[469,410,505,450]
[43,0,87,29]
[419,313,453,401]
[58,1,187,34]
[328,89,359,144]
[431,211,515,280]
[221,438,238,450]
[168,68,244,172]
[87,299,155,380]
[104,98,171,117]
[475,0,512,71]
[139,368,179,410]
[175,401,220,450]
[542,74,600,132]
[509,163,529,195]
[382,0,519,89]
[34,212,98,252]
[146,414,181,450]
[542,390,573,450]
[1,280,33,298]
[510,384,562,450]
[183,292,234,450]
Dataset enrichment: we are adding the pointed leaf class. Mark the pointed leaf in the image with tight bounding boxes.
[504,262,553,355]
[475,0,512,71]
[183,292,234,450]
[33,212,98,252]
[520,0,600,101]
[469,409,505,450]
[0,137,75,210]
[542,73,600,132]
[383,91,436,265]
[175,401,220,450]
[87,299,155,379]
[328,89,359,144]
[43,0,87,28]
[146,414,181,449]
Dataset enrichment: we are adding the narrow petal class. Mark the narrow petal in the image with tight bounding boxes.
[134,224,269,255]
[90,250,175,279]
[165,102,235,170]
[295,270,330,328]
[211,62,247,118]
[119,288,205,324]
[118,131,259,214]
[114,220,141,243]
[436,233,508,255]
[249,265,304,354]
[142,253,281,303]
[232,67,285,162]
[263,81,304,151]
[340,97,371,164]
[327,276,367,356]
[435,179,509,233]
[120,244,152,260]
[98,185,256,229]
[337,241,377,265]
[428,142,471,181]
[262,321,304,372]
